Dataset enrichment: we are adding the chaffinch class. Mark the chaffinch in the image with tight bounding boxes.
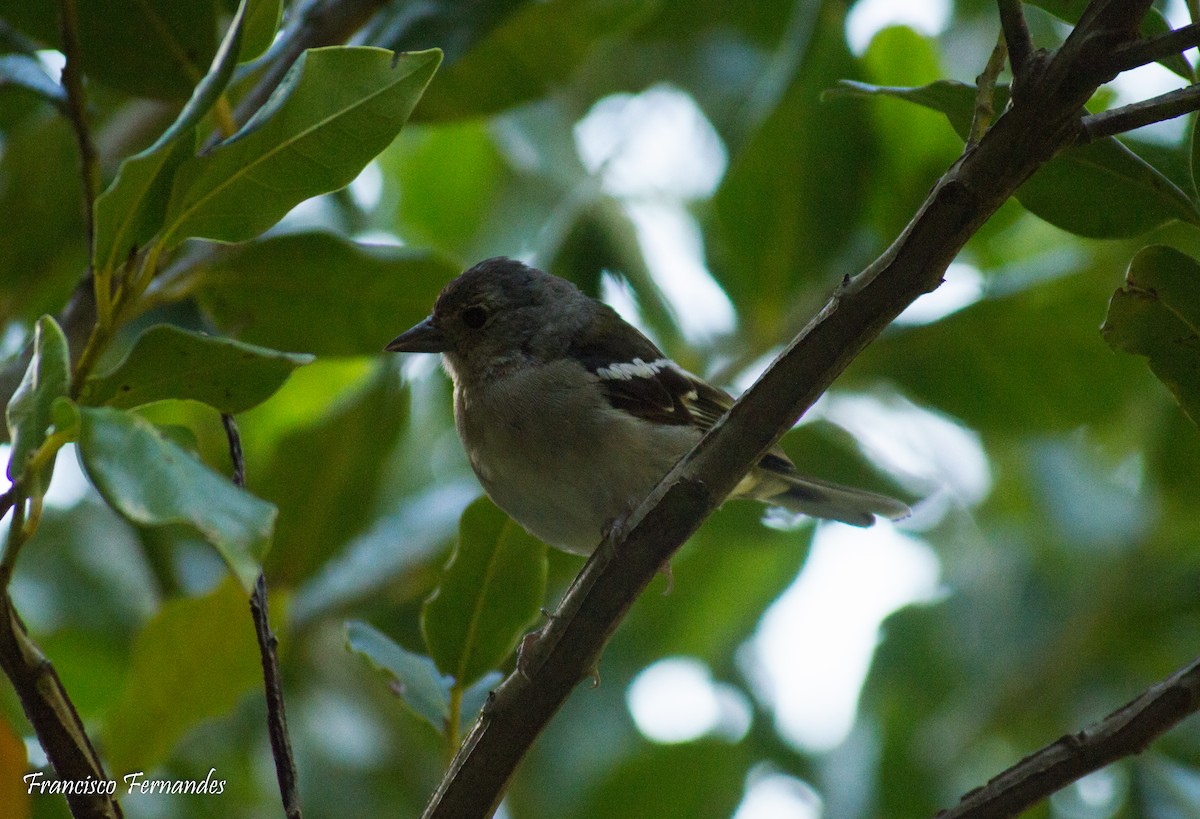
[386,257,908,554]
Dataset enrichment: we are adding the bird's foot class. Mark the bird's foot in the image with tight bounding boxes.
[659,561,674,595]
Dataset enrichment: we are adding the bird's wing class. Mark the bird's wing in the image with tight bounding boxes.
[568,304,796,470]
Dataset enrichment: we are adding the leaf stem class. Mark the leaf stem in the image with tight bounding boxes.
[69,323,110,400]
[73,241,166,398]
[969,32,1009,147]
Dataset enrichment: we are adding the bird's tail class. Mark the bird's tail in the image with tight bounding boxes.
[740,465,910,527]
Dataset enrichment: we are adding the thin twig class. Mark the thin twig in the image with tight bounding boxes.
[250,575,301,819]
[997,0,1034,81]
[1079,83,1200,141]
[223,414,247,489]
[1107,22,1200,73]
[222,414,302,819]
[55,0,98,256]
[937,656,1200,818]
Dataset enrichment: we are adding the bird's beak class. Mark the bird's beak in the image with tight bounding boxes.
[385,316,448,353]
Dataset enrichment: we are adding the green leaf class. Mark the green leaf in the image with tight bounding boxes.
[161,46,442,247]
[194,231,457,356]
[1102,245,1200,425]
[780,419,912,501]
[78,324,313,412]
[0,54,66,108]
[5,316,70,483]
[0,0,218,101]
[713,4,877,345]
[92,0,249,275]
[346,620,452,732]
[290,490,464,624]
[1134,755,1200,815]
[103,579,269,774]
[1017,138,1200,237]
[421,497,547,686]
[380,120,508,256]
[619,502,812,666]
[76,406,274,590]
[413,0,651,122]
[1139,9,1195,82]
[1192,112,1200,200]
[547,196,685,359]
[19,499,154,640]
[830,79,1200,237]
[577,739,749,819]
[858,26,964,244]
[0,116,86,323]
[849,270,1146,432]
[459,670,504,728]
[238,0,281,63]
[826,79,988,135]
[259,367,409,584]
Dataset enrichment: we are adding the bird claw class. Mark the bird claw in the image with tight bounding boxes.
[599,513,627,557]
[515,609,558,678]
[599,500,639,558]
[516,627,544,679]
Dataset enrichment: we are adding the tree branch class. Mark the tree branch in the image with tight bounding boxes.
[0,592,121,818]
[422,1,1160,816]
[0,491,119,816]
[997,0,1034,81]
[55,0,97,257]
[1107,22,1200,73]
[937,656,1200,818]
[1079,83,1200,141]
[222,415,302,819]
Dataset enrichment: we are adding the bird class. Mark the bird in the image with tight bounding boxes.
[385,257,909,555]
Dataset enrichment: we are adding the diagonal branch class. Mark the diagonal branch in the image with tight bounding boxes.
[422,1,1160,817]
[937,656,1200,818]
[1080,83,1200,141]
[0,494,119,817]
[0,594,122,818]
[1107,22,1200,73]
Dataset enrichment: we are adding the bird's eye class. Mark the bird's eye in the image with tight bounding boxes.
[461,305,489,330]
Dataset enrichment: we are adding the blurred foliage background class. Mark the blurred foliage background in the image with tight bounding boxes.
[3,0,1200,817]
